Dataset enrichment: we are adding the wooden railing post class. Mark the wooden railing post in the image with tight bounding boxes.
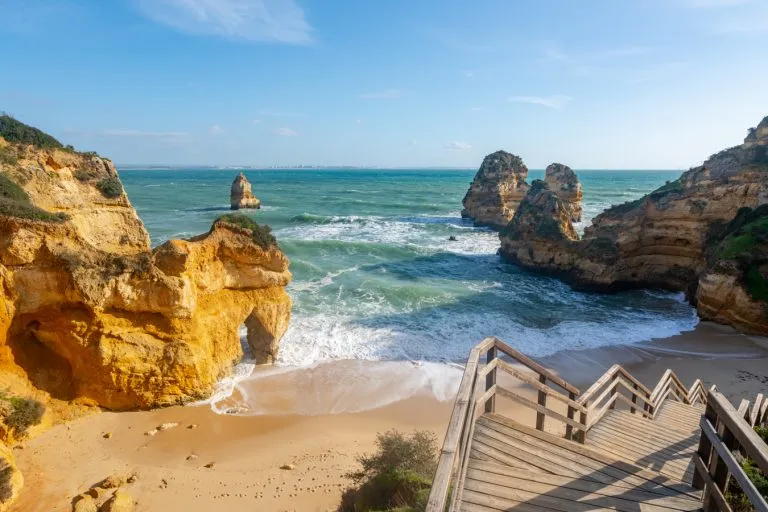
[484,346,497,414]
[631,383,638,414]
[536,375,547,431]
[565,392,576,440]
[609,382,618,410]
[693,400,716,491]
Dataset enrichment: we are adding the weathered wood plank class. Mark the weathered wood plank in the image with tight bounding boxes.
[495,358,587,414]
[491,337,580,395]
[481,414,702,499]
[466,463,702,509]
[476,416,695,497]
[494,385,585,430]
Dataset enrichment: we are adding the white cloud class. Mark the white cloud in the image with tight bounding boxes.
[469,106,483,112]
[133,0,314,44]
[101,129,188,138]
[508,95,572,109]
[253,119,262,124]
[272,127,297,136]
[359,89,403,100]
[445,141,472,150]
[463,71,474,78]
[355,119,363,124]
[209,124,224,134]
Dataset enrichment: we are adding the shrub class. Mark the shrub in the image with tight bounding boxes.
[97,177,123,198]
[0,114,62,149]
[0,392,45,437]
[339,430,438,512]
[214,213,277,249]
[0,146,16,166]
[0,172,68,222]
[73,168,97,182]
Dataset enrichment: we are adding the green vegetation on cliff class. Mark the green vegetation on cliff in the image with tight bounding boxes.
[708,205,768,302]
[0,114,63,149]
[214,213,277,249]
[340,430,437,512]
[0,173,68,222]
[97,177,123,198]
[0,391,45,437]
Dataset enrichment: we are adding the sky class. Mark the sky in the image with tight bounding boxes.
[1,0,767,169]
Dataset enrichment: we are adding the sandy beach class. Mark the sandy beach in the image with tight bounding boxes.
[11,322,768,512]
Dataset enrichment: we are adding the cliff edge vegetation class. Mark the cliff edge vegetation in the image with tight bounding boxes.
[499,114,768,334]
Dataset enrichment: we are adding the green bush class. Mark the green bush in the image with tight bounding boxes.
[339,430,437,512]
[0,173,69,222]
[725,425,768,511]
[0,146,17,166]
[0,392,45,436]
[0,114,62,149]
[97,177,123,198]
[214,213,277,249]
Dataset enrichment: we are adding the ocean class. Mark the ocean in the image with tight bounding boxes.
[120,168,699,414]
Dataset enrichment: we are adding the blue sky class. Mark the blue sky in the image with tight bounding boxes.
[1,0,766,168]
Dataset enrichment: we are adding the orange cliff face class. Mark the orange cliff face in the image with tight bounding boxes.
[0,139,292,410]
[498,115,768,334]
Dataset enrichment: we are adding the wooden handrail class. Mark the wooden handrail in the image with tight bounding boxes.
[693,390,768,512]
[426,337,587,511]
[428,337,720,512]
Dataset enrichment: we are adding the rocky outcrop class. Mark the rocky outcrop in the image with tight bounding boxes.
[0,135,292,411]
[462,151,529,230]
[230,173,261,210]
[696,205,768,334]
[499,115,768,333]
[0,442,22,512]
[545,163,582,223]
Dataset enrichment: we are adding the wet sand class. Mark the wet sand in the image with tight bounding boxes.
[11,322,768,512]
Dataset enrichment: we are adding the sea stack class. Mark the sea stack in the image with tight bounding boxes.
[544,163,582,223]
[230,172,261,210]
[461,151,529,230]
[498,114,768,334]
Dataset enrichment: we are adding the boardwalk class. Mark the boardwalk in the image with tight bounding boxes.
[427,337,768,512]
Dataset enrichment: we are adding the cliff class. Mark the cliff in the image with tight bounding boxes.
[499,115,768,333]
[461,151,530,230]
[0,124,292,411]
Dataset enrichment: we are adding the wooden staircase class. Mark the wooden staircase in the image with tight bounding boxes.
[427,337,768,512]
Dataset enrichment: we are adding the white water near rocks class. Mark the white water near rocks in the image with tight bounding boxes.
[120,168,702,416]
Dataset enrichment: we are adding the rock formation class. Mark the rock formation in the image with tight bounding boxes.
[0,128,292,412]
[0,442,22,512]
[230,173,261,210]
[696,205,768,334]
[462,151,529,230]
[545,163,582,223]
[499,115,768,334]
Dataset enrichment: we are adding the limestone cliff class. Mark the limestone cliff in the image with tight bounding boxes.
[545,163,582,223]
[499,115,768,333]
[696,205,768,334]
[462,151,529,230]
[230,172,261,210]
[0,130,292,411]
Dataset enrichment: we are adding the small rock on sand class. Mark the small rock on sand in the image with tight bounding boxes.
[187,424,199,429]
[186,454,198,461]
[72,495,98,512]
[144,429,158,437]
[126,474,138,484]
[101,489,135,512]
[280,464,295,470]
[100,474,126,489]
[158,422,179,431]
[204,462,216,469]
[102,432,112,439]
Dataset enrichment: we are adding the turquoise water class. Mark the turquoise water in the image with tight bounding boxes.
[120,168,698,368]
